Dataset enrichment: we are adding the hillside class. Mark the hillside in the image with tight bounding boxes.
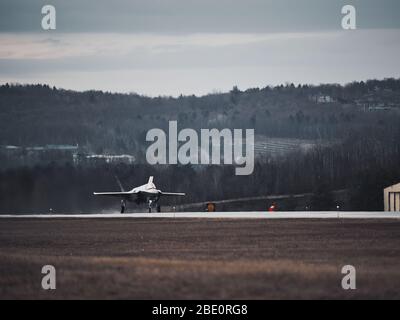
[0,79,400,213]
[1,79,400,162]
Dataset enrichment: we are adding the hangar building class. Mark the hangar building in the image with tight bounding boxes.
[384,183,400,212]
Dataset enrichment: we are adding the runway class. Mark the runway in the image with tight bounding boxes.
[1,211,400,219]
[1,217,400,299]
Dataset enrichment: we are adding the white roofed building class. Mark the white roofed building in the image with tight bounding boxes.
[384,183,400,212]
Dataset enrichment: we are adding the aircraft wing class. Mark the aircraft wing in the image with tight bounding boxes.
[93,192,136,197]
[161,192,186,196]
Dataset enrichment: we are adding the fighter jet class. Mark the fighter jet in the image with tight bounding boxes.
[94,176,185,213]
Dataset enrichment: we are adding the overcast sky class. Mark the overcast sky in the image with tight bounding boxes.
[0,0,399,96]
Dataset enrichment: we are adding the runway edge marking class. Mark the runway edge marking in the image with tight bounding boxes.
[1,212,400,219]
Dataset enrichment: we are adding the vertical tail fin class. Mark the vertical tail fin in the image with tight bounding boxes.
[148,176,154,185]
[114,175,125,192]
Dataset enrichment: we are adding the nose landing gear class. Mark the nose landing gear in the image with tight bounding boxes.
[120,200,126,214]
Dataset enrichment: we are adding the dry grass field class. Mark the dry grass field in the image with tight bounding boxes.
[0,218,400,299]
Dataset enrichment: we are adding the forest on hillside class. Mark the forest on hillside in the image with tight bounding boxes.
[1,78,400,156]
[0,78,400,213]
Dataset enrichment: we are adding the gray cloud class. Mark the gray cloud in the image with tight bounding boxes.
[0,0,399,33]
[0,1,399,95]
[1,30,399,96]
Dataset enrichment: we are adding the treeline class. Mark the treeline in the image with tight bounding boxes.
[1,79,400,158]
[1,131,399,213]
[1,79,400,212]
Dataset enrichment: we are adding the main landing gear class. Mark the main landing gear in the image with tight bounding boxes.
[120,200,126,214]
[148,200,161,213]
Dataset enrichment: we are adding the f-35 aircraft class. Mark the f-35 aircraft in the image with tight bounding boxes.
[94,176,185,213]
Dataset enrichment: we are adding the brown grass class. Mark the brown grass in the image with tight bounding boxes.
[0,218,400,299]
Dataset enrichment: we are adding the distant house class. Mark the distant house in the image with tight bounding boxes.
[3,145,20,150]
[309,94,335,104]
[367,104,392,111]
[45,144,79,151]
[384,183,400,212]
[355,100,392,112]
[26,146,45,151]
[82,154,135,165]
[25,144,79,152]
